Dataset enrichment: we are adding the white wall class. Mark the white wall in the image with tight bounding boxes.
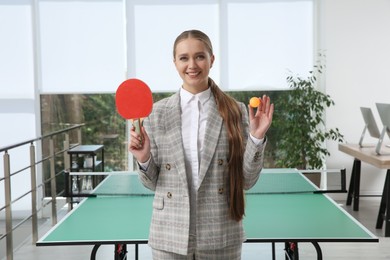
[323,0,390,196]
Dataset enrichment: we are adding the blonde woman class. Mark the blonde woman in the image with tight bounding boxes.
[129,29,274,260]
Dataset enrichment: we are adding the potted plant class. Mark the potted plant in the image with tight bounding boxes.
[273,58,344,184]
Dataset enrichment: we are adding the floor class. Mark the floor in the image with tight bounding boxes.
[1,198,389,260]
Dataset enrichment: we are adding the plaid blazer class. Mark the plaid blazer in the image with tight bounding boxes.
[137,91,266,255]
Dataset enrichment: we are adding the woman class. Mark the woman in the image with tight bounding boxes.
[129,29,274,259]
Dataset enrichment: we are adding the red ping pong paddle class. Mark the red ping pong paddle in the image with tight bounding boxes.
[115,78,153,143]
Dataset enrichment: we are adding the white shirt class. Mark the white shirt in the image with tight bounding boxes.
[180,87,211,190]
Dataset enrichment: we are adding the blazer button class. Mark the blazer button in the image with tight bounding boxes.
[167,192,172,199]
[217,159,224,165]
[165,164,171,170]
[254,152,260,162]
[218,188,224,194]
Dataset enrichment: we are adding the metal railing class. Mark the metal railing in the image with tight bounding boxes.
[0,124,84,260]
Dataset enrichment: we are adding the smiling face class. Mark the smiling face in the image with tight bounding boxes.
[173,37,215,94]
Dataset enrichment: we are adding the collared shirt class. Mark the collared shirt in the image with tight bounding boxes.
[180,87,211,189]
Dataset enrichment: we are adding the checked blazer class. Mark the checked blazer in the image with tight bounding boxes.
[137,91,266,255]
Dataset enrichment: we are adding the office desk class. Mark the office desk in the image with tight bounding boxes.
[37,169,377,260]
[339,143,390,236]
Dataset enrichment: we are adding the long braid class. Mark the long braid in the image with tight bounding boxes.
[209,78,245,221]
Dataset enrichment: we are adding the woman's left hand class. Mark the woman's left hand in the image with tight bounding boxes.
[248,95,274,140]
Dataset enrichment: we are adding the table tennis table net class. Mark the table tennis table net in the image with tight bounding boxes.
[93,174,154,196]
[92,170,318,196]
[247,171,317,194]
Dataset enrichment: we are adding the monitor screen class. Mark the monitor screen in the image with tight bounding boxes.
[360,107,381,138]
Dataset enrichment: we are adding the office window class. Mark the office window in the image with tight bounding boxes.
[131,0,313,92]
[226,1,314,90]
[130,3,219,92]
[0,2,34,98]
[39,0,125,93]
[37,0,313,93]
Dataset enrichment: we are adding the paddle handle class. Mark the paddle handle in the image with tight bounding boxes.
[133,118,143,144]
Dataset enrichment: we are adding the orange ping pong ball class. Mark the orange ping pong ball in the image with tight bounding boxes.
[249,97,261,108]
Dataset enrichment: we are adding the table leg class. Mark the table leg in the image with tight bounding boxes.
[311,242,323,260]
[346,159,361,207]
[284,242,290,260]
[353,160,361,211]
[285,242,299,260]
[101,148,105,171]
[346,164,355,206]
[284,242,322,260]
[272,242,276,260]
[376,170,390,236]
[386,170,390,237]
[385,170,390,237]
[90,244,100,260]
[346,159,361,211]
[115,243,127,260]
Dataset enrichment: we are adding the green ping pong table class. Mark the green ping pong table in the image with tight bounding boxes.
[36,169,378,260]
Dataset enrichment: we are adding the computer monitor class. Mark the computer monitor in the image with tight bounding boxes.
[375,103,390,155]
[359,107,381,147]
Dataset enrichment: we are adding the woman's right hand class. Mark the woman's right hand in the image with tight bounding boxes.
[128,125,151,163]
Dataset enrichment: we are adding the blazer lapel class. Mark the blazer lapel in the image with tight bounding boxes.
[164,93,189,193]
[197,98,223,189]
